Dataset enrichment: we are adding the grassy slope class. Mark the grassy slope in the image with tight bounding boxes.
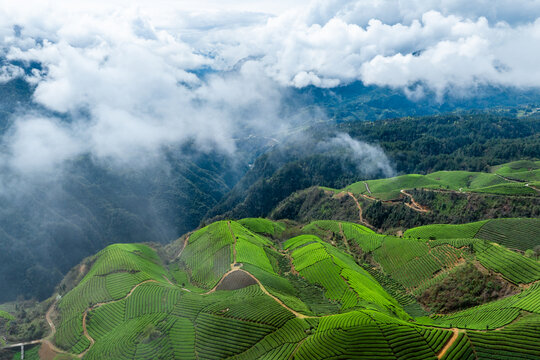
[492,159,540,182]
[343,162,540,200]
[284,234,409,320]
[404,221,488,239]
[474,218,540,251]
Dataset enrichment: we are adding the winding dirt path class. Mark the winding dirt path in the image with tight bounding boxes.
[200,267,309,319]
[525,183,540,193]
[79,312,95,358]
[39,299,73,356]
[44,299,57,337]
[346,192,374,228]
[347,192,365,223]
[175,235,191,259]
[202,268,243,295]
[78,279,158,358]
[401,189,430,212]
[2,297,71,357]
[227,221,238,268]
[163,275,175,286]
[241,270,311,319]
[495,174,540,193]
[364,182,372,194]
[495,174,521,183]
[437,328,459,359]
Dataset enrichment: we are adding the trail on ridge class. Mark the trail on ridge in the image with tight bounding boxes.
[227,221,238,268]
[79,279,158,358]
[437,328,460,359]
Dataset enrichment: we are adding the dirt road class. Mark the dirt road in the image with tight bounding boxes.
[401,189,430,212]
[346,192,374,228]
[437,328,459,359]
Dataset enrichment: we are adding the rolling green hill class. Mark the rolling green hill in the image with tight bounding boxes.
[3,215,538,359]
[344,167,538,201]
[491,160,540,182]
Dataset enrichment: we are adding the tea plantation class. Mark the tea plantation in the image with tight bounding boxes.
[5,213,534,360]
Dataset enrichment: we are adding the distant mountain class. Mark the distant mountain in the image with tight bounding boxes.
[293,81,540,122]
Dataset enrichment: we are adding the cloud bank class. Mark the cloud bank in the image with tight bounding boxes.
[0,0,539,174]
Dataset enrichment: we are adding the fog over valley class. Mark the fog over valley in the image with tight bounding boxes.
[0,0,539,302]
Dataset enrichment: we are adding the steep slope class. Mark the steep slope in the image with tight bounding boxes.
[0,151,240,303]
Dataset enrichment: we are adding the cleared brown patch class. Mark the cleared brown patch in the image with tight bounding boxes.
[39,341,57,360]
[175,234,191,259]
[79,264,87,276]
[334,191,347,199]
[520,279,540,290]
[215,270,257,291]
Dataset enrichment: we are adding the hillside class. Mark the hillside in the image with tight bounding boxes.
[2,109,538,303]
[344,170,537,201]
[0,150,243,303]
[270,162,539,232]
[206,114,540,223]
[342,159,540,202]
[2,216,539,359]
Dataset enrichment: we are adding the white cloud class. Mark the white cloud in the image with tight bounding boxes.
[330,133,395,177]
[0,64,24,82]
[0,0,540,174]
[3,116,82,174]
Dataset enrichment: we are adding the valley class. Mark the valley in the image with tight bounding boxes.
[2,2,540,358]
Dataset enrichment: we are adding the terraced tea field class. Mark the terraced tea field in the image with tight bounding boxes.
[406,218,540,251]
[474,218,540,251]
[238,218,286,237]
[4,216,539,359]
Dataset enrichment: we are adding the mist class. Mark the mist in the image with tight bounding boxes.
[326,133,395,178]
[1,0,540,301]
